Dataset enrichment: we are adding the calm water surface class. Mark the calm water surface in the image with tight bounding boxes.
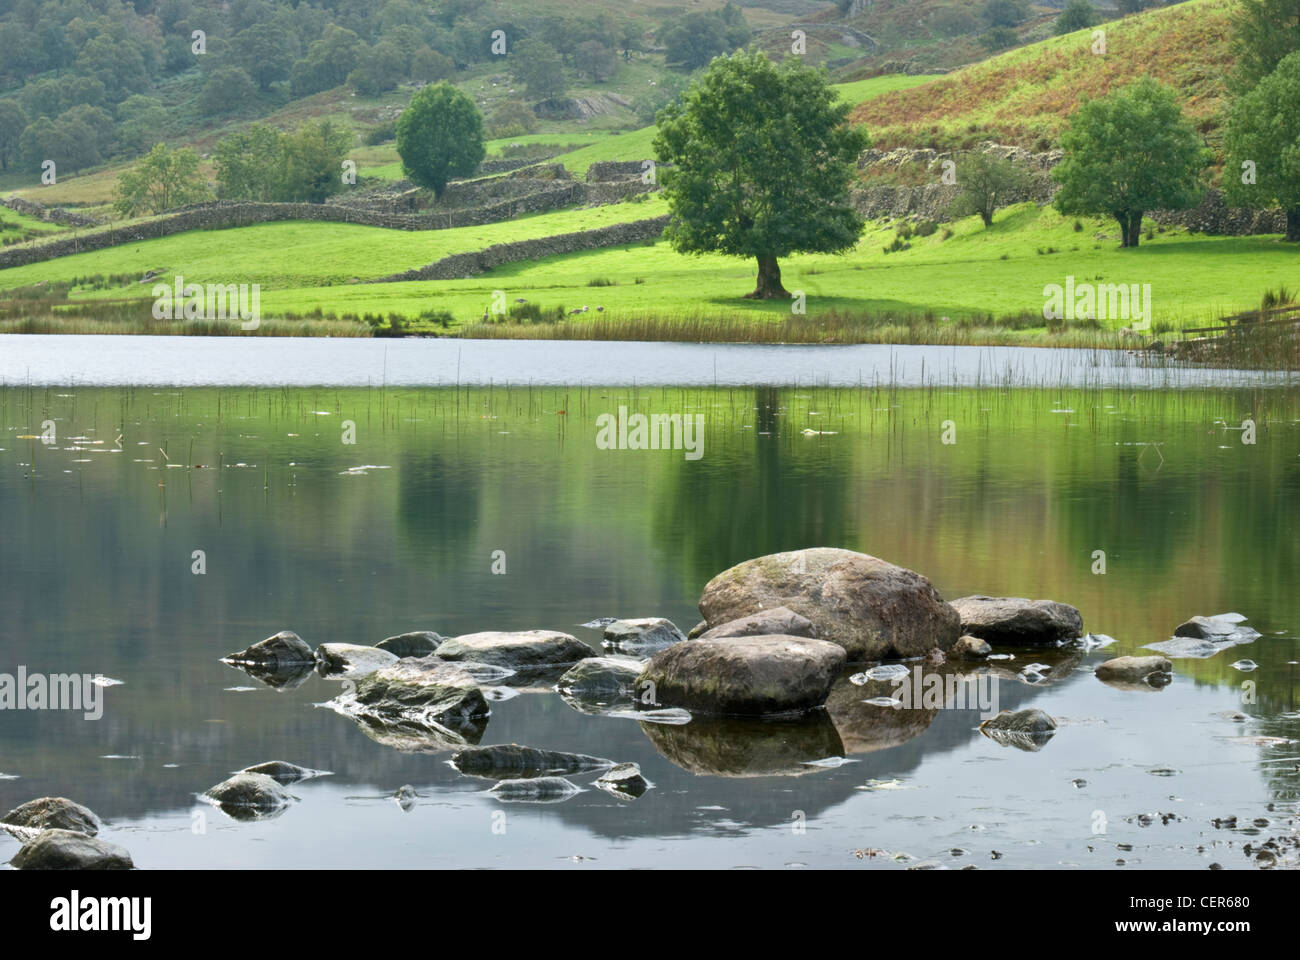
[0,337,1298,869]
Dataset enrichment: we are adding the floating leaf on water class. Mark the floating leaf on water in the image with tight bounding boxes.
[851,663,910,684]
[801,756,859,768]
[1230,660,1258,672]
[339,464,391,476]
[606,707,692,725]
[862,696,903,708]
[857,778,914,792]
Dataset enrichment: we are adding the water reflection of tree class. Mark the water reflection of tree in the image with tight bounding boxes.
[654,387,856,597]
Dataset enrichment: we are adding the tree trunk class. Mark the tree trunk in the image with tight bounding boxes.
[1287,208,1300,242]
[747,255,789,299]
[1118,212,1143,248]
[980,209,993,228]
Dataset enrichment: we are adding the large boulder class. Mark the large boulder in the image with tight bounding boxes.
[11,830,133,870]
[637,634,846,717]
[436,630,594,669]
[698,606,818,640]
[697,548,960,661]
[2,797,101,837]
[949,596,1083,645]
[376,631,443,658]
[223,630,315,667]
[601,618,686,654]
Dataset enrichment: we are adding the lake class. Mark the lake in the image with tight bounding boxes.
[0,336,1297,869]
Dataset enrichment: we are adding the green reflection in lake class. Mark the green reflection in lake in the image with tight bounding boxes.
[1,383,1298,869]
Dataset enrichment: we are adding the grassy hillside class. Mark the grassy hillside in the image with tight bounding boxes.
[851,0,1234,151]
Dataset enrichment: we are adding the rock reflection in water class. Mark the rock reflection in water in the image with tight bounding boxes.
[641,711,844,778]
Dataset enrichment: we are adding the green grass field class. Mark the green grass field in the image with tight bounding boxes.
[9,200,1292,339]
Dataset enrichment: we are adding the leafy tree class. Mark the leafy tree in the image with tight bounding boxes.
[280,119,353,203]
[198,65,257,116]
[1224,50,1300,240]
[511,39,566,100]
[949,152,1031,227]
[1230,0,1300,92]
[410,48,455,83]
[232,24,296,91]
[488,100,539,138]
[574,40,617,82]
[1054,0,1097,34]
[114,143,211,216]
[214,124,286,200]
[660,13,730,69]
[653,49,868,299]
[395,81,485,197]
[117,95,169,154]
[982,0,1030,27]
[619,23,644,61]
[0,100,27,170]
[1052,78,1209,247]
[980,26,1019,51]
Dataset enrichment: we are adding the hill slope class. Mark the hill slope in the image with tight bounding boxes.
[851,0,1234,152]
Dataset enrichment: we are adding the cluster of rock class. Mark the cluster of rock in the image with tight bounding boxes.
[2,797,132,870]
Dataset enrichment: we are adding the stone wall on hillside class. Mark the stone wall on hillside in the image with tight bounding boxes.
[0,179,657,270]
[854,143,1289,236]
[2,196,103,227]
[369,215,670,283]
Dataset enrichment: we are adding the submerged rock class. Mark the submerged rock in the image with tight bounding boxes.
[1095,656,1173,686]
[203,772,296,813]
[554,656,645,704]
[451,744,613,779]
[1145,615,1260,659]
[601,618,686,653]
[223,630,315,667]
[11,829,133,870]
[950,596,1083,645]
[436,630,594,669]
[698,606,818,640]
[239,761,330,785]
[229,659,315,691]
[2,797,101,838]
[697,548,961,660]
[637,634,846,716]
[1174,614,1253,639]
[488,776,582,803]
[979,708,1058,751]
[595,762,649,799]
[952,635,992,660]
[375,631,443,658]
[642,711,844,777]
[394,785,418,811]
[315,642,399,677]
